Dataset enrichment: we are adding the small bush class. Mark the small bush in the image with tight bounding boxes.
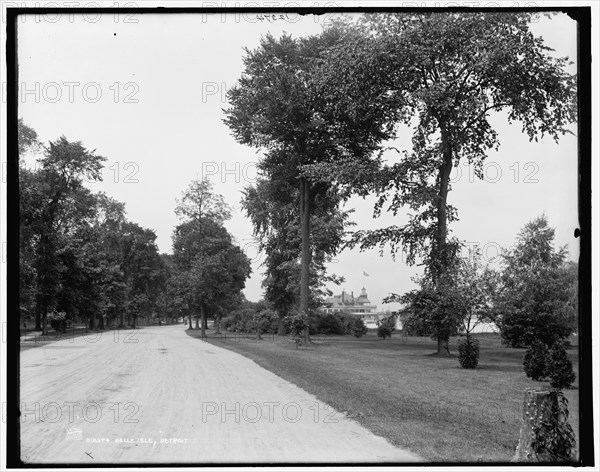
[377,324,392,339]
[222,307,255,333]
[352,317,368,338]
[221,315,237,331]
[337,312,357,334]
[283,312,309,346]
[457,336,480,369]
[377,315,396,339]
[253,309,279,335]
[548,341,576,389]
[307,311,321,335]
[524,341,550,381]
[317,313,346,335]
[48,310,68,333]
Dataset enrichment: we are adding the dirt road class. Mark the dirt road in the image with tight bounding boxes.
[20,324,422,464]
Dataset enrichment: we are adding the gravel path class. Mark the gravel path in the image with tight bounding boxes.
[20,324,422,464]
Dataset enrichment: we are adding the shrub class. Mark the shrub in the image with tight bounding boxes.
[377,315,396,339]
[317,313,346,335]
[457,335,480,369]
[221,315,237,331]
[352,317,368,338]
[222,307,255,333]
[336,312,357,334]
[253,309,279,335]
[283,312,309,346]
[548,341,576,389]
[377,323,392,339]
[308,311,321,335]
[48,311,68,333]
[523,341,550,381]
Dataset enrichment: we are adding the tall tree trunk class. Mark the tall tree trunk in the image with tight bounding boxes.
[35,235,48,331]
[98,315,105,330]
[434,126,454,357]
[200,305,206,338]
[35,298,42,331]
[256,316,263,340]
[299,177,311,345]
[36,226,56,334]
[194,316,199,330]
[188,314,193,329]
[437,337,450,356]
[37,289,47,333]
[164,292,168,325]
[215,314,221,335]
[41,313,48,335]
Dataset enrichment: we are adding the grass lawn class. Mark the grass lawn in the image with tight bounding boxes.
[187,329,579,462]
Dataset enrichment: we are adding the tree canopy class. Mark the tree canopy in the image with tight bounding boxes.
[171,178,251,336]
[307,12,576,354]
[224,31,377,343]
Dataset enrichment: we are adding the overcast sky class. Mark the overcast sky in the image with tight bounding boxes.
[16,10,579,308]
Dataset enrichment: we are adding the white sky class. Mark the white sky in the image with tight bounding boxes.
[15,10,579,308]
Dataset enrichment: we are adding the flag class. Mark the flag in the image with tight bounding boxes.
[363,271,369,277]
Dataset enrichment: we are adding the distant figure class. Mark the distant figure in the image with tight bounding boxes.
[159,320,162,327]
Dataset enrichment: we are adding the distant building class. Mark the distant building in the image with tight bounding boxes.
[322,287,401,329]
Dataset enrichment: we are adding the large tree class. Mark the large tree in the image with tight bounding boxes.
[172,218,251,336]
[173,178,250,337]
[19,122,42,322]
[119,221,165,328]
[242,174,348,334]
[56,193,127,331]
[224,30,383,343]
[310,12,576,355]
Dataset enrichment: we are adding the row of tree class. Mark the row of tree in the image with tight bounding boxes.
[19,120,167,333]
[223,12,576,352]
[19,120,251,335]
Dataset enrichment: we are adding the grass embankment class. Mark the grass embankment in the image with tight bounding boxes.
[186,329,579,462]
